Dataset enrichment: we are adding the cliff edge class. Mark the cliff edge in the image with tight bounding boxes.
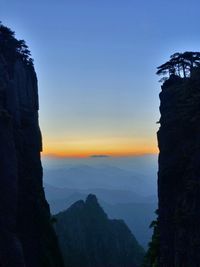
[157,69,200,266]
[0,23,63,267]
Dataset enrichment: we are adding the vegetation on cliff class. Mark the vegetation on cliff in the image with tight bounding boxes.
[156,51,200,82]
[0,22,33,67]
[142,211,159,267]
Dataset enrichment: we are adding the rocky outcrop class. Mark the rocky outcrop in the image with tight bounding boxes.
[0,24,63,266]
[157,71,200,266]
[55,194,145,267]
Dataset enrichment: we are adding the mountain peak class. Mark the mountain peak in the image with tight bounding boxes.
[55,195,145,267]
[85,194,98,204]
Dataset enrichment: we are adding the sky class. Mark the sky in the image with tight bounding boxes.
[1,0,200,157]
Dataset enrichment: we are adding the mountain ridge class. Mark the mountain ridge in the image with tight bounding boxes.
[55,194,145,267]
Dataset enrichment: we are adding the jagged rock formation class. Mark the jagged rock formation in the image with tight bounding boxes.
[54,194,145,267]
[0,24,63,267]
[157,70,200,266]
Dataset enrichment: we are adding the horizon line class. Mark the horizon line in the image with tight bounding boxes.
[41,151,158,159]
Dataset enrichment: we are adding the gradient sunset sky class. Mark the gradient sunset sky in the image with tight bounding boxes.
[1,0,200,157]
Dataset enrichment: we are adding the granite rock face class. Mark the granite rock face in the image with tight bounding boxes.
[55,194,145,267]
[157,72,200,266]
[0,24,63,267]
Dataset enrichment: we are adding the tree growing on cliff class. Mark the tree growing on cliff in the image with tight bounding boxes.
[0,22,33,66]
[142,211,159,267]
[156,51,200,81]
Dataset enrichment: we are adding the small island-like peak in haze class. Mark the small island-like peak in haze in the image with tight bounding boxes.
[90,154,110,158]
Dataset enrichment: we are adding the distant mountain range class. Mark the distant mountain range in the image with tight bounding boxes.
[43,157,158,249]
[43,163,157,195]
[45,183,155,204]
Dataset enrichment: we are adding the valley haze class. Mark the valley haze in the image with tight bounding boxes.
[43,154,157,248]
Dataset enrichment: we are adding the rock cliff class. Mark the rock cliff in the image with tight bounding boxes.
[157,71,200,266]
[0,23,63,267]
[55,194,145,267]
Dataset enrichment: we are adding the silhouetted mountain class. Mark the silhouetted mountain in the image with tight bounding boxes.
[0,23,63,266]
[55,194,145,267]
[44,184,157,248]
[103,202,157,249]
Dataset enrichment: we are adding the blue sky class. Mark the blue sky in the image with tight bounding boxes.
[1,0,200,156]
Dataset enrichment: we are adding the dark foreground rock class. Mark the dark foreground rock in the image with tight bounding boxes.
[157,72,200,266]
[0,23,63,267]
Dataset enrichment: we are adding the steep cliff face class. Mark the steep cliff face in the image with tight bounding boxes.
[0,24,63,267]
[55,194,145,267]
[157,72,200,266]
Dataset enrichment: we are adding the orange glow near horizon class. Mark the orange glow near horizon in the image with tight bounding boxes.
[41,136,158,158]
[42,150,158,158]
